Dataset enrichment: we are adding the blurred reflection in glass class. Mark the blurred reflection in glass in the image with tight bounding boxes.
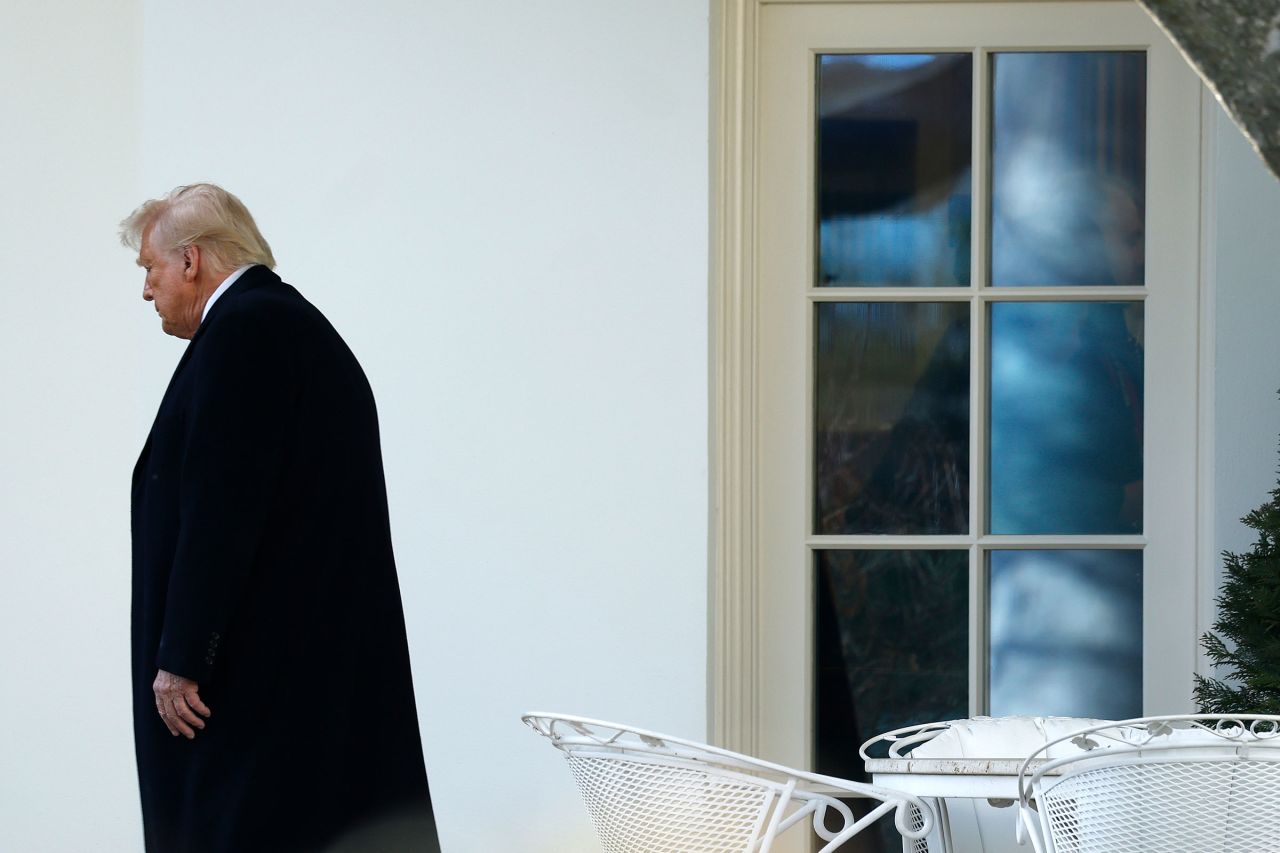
[988,549,1142,718]
[817,54,972,286]
[816,549,968,780]
[989,301,1143,534]
[816,302,969,534]
[991,52,1146,286]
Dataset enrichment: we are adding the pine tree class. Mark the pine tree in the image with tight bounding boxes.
[1194,434,1280,714]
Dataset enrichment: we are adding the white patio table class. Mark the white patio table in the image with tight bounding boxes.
[861,716,1111,853]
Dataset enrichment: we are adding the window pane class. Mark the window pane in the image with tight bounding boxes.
[816,302,969,534]
[816,549,968,779]
[990,52,1146,287]
[817,54,972,287]
[988,301,1143,534]
[988,549,1142,718]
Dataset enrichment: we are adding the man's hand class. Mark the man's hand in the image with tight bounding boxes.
[153,669,211,739]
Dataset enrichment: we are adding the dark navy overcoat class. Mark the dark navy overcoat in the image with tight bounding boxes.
[131,265,438,852]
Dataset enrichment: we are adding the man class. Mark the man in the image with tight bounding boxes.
[121,184,440,852]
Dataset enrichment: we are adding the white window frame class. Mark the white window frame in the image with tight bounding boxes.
[708,0,1218,761]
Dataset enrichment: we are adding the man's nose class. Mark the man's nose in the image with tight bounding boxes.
[143,285,153,301]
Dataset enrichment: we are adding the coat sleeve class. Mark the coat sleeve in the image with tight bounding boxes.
[155,305,296,683]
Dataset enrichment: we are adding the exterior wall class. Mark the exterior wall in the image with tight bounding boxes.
[1210,100,1280,598]
[3,2,709,851]
[0,1,144,849]
[136,3,711,851]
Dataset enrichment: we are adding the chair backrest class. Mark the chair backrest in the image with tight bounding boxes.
[524,712,933,853]
[1015,714,1280,853]
[860,715,1112,763]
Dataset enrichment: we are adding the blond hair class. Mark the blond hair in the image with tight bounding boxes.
[120,183,276,271]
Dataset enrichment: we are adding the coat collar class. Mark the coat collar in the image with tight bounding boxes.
[191,264,278,342]
[170,265,279,373]
[133,265,282,482]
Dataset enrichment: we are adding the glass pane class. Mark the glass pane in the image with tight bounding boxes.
[817,54,972,287]
[990,52,1146,287]
[816,302,969,534]
[816,549,968,779]
[988,301,1143,534]
[988,549,1142,718]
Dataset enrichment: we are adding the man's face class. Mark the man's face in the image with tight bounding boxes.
[138,226,199,339]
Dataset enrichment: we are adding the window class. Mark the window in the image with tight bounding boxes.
[713,0,1205,784]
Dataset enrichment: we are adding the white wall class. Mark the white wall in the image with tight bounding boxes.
[1211,100,1280,585]
[3,1,709,851]
[0,1,144,850]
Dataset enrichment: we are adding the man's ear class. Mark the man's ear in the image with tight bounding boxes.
[182,244,202,282]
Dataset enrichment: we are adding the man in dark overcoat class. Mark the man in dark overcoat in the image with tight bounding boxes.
[122,184,440,852]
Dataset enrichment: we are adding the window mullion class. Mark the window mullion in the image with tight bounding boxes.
[971,44,992,717]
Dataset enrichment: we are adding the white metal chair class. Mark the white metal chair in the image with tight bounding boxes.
[523,712,934,852]
[1015,714,1280,852]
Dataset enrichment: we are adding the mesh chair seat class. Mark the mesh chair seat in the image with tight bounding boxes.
[524,712,933,853]
[1017,714,1280,853]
